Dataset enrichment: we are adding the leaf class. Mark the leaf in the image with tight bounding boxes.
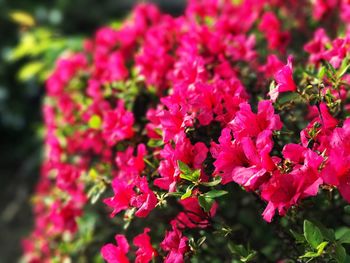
[314,222,335,242]
[241,252,257,262]
[228,243,247,256]
[87,183,106,204]
[304,220,323,249]
[198,196,214,212]
[318,66,326,79]
[204,190,228,199]
[338,59,350,79]
[10,11,35,27]
[277,92,301,105]
[178,160,192,175]
[181,187,192,200]
[178,161,200,183]
[18,61,44,81]
[290,229,305,243]
[316,241,328,255]
[335,244,346,263]
[88,115,102,129]
[147,138,164,148]
[228,243,256,262]
[200,177,222,187]
[338,229,350,244]
[299,251,320,258]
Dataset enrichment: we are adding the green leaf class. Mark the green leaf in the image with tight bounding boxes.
[335,244,346,263]
[178,160,192,175]
[228,243,247,256]
[338,59,350,79]
[299,251,320,258]
[316,241,328,255]
[178,161,200,183]
[304,220,323,249]
[228,243,256,262]
[18,61,44,81]
[87,183,106,204]
[290,229,305,243]
[198,196,214,212]
[344,205,350,214]
[318,66,326,79]
[181,187,192,200]
[10,11,35,27]
[241,251,257,262]
[88,115,102,129]
[200,177,222,187]
[338,229,350,244]
[147,139,164,148]
[314,222,335,242]
[204,190,228,199]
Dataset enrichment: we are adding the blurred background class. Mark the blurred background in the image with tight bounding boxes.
[0,1,185,262]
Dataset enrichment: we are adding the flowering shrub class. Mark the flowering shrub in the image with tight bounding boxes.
[22,0,350,262]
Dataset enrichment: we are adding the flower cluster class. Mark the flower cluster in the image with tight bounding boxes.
[23,0,350,262]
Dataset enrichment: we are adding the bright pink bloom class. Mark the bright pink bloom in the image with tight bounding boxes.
[131,177,158,218]
[161,223,188,263]
[259,54,284,78]
[115,144,147,180]
[212,128,276,190]
[261,145,323,222]
[104,180,134,217]
[101,235,130,263]
[304,28,330,64]
[133,228,157,263]
[321,119,350,202]
[102,100,134,146]
[269,56,297,102]
[258,12,290,52]
[230,100,282,140]
[155,134,208,191]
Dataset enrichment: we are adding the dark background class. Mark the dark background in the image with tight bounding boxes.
[0,1,185,262]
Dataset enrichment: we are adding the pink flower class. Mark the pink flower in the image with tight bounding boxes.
[230,100,282,140]
[321,119,350,202]
[102,100,134,146]
[155,133,208,191]
[101,235,130,263]
[46,53,87,96]
[115,144,147,181]
[269,56,297,102]
[161,223,188,263]
[259,54,284,78]
[312,0,338,20]
[104,180,134,217]
[49,200,83,234]
[131,177,158,218]
[258,12,290,52]
[261,145,323,222]
[304,28,330,64]
[211,128,247,185]
[212,128,276,190]
[133,228,157,263]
